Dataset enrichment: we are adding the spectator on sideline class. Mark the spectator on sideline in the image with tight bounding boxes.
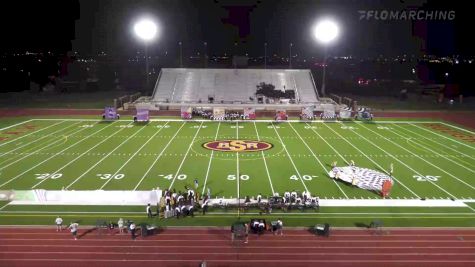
[207,187,211,199]
[275,219,283,236]
[55,216,63,232]
[257,193,262,204]
[118,218,124,234]
[68,222,79,240]
[108,221,115,235]
[146,203,152,218]
[130,222,137,240]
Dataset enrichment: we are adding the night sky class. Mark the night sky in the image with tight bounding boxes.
[0,0,472,57]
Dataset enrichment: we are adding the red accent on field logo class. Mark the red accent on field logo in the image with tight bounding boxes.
[203,140,273,152]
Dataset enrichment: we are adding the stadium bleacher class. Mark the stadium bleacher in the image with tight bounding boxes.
[151,68,320,104]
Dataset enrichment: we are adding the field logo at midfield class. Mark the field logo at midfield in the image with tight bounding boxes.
[203,140,272,152]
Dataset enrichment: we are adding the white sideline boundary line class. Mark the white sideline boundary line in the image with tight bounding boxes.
[411,123,475,151]
[29,118,442,123]
[202,122,221,196]
[393,124,475,165]
[360,123,475,191]
[0,122,99,188]
[168,122,204,190]
[253,121,275,195]
[288,122,348,198]
[271,122,309,193]
[441,121,475,135]
[0,120,63,148]
[65,122,144,189]
[99,122,170,190]
[321,123,421,199]
[32,121,124,189]
[391,124,475,174]
[133,122,187,191]
[0,122,83,171]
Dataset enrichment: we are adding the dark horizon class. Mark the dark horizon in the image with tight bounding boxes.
[0,0,472,57]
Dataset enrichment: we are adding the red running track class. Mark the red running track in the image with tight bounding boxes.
[0,227,474,267]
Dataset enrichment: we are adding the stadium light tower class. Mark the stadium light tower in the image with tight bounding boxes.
[312,18,339,96]
[134,18,158,89]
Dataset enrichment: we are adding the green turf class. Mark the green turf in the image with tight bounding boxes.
[0,118,474,226]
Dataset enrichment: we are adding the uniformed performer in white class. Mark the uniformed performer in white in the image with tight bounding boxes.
[55,216,63,232]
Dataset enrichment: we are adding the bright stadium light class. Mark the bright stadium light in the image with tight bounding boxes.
[312,18,340,96]
[134,18,157,41]
[313,19,339,44]
[133,17,159,89]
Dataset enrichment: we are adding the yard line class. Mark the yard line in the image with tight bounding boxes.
[132,122,186,191]
[289,122,348,198]
[236,121,240,203]
[0,202,9,211]
[253,121,275,195]
[321,123,420,199]
[0,121,78,159]
[360,123,475,191]
[0,121,109,188]
[168,122,204,190]
[65,122,145,189]
[304,123,351,165]
[0,122,83,171]
[0,120,64,148]
[392,124,475,172]
[271,122,309,193]
[31,121,131,188]
[98,122,170,189]
[334,123,459,199]
[0,119,32,132]
[202,122,221,196]
[393,124,475,166]
[411,123,475,151]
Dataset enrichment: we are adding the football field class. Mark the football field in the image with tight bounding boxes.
[1,118,475,227]
[0,118,474,202]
